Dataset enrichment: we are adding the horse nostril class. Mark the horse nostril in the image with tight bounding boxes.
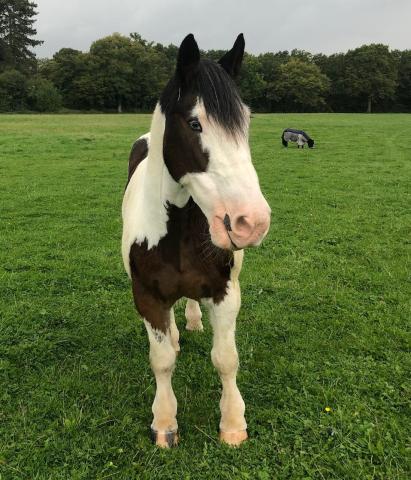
[236,216,248,228]
[232,215,253,237]
[223,214,232,232]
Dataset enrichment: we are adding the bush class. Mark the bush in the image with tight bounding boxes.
[27,77,62,112]
[0,69,28,111]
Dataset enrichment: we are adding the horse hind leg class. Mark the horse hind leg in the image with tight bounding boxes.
[169,307,180,352]
[185,299,203,331]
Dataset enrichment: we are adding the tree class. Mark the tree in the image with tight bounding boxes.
[344,44,398,113]
[0,0,43,72]
[238,53,267,111]
[313,52,358,112]
[258,51,289,79]
[269,58,330,111]
[0,37,7,69]
[40,48,90,109]
[31,30,411,113]
[39,34,174,112]
[89,34,135,112]
[396,50,411,111]
[0,68,27,110]
[88,33,172,112]
[257,51,289,111]
[27,76,62,111]
[129,44,171,110]
[290,48,312,62]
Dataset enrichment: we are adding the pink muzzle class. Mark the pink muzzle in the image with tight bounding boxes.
[210,202,271,250]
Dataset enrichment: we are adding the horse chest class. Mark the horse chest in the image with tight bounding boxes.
[129,207,232,306]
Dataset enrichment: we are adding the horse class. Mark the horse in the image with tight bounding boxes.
[282,128,315,148]
[122,33,271,448]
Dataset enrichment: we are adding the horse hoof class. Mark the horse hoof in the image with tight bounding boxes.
[186,322,203,331]
[150,428,178,448]
[219,430,248,446]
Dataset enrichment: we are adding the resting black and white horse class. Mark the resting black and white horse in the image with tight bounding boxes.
[282,128,315,148]
[122,34,271,447]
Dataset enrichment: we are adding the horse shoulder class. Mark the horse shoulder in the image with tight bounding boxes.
[122,133,152,278]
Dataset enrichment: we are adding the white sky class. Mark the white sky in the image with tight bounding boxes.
[34,0,411,58]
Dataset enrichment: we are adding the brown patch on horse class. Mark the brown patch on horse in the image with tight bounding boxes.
[129,199,233,333]
[127,137,148,187]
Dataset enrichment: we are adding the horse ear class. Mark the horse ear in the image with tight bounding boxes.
[177,33,200,82]
[218,33,245,78]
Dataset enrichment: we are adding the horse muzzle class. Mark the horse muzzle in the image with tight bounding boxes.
[211,203,271,250]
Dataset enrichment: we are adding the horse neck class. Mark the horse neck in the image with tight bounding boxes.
[142,104,189,230]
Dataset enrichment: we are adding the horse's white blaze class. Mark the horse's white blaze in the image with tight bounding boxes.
[122,104,190,277]
[180,100,256,214]
[180,99,270,249]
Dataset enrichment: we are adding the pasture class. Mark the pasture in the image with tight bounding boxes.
[0,113,410,479]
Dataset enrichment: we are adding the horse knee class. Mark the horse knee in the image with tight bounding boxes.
[145,321,176,373]
[150,340,175,372]
[211,346,239,376]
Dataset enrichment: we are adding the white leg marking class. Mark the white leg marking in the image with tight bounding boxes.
[169,308,180,352]
[205,251,247,442]
[185,299,203,331]
[144,320,178,435]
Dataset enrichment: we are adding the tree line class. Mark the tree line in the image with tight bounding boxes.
[1,1,410,113]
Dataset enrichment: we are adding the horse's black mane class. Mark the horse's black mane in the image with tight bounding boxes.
[160,59,247,137]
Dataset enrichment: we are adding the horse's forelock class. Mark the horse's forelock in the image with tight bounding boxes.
[160,59,248,139]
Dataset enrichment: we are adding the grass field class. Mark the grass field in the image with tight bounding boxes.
[0,113,410,479]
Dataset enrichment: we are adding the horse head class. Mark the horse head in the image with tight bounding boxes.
[159,34,271,250]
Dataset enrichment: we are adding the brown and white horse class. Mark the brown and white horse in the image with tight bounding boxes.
[122,33,271,447]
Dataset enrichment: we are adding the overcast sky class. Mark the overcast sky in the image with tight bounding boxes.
[34,0,410,58]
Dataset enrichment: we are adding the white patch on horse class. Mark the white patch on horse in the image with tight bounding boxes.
[202,249,246,438]
[180,100,255,216]
[138,132,151,148]
[122,104,190,277]
[143,320,178,434]
[144,320,166,344]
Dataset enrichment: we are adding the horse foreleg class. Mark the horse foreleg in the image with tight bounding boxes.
[205,279,247,446]
[185,299,203,331]
[144,318,178,447]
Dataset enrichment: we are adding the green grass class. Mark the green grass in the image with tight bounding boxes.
[0,113,410,479]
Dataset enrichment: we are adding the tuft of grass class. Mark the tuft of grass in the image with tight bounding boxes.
[0,113,410,479]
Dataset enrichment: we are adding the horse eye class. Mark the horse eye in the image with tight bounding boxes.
[188,119,202,132]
